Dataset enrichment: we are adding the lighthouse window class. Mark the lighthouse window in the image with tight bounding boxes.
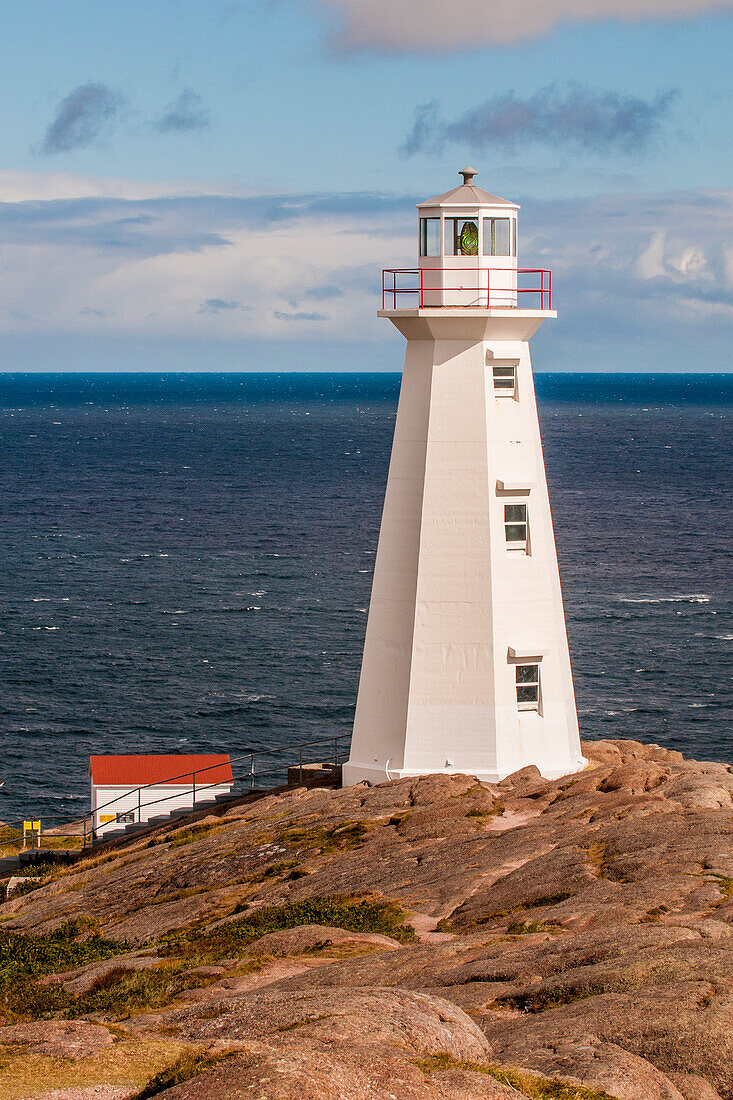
[445,218,479,256]
[516,664,540,709]
[493,364,516,396]
[419,218,440,257]
[483,218,512,257]
[505,503,528,548]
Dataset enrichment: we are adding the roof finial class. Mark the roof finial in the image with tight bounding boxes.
[459,166,477,186]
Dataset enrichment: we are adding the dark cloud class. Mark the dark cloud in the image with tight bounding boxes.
[41,84,123,155]
[400,101,441,157]
[402,85,678,157]
[274,310,329,321]
[156,89,211,133]
[198,298,247,313]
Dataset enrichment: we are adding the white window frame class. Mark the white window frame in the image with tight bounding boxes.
[504,502,528,551]
[515,662,541,711]
[493,363,516,397]
[419,217,440,257]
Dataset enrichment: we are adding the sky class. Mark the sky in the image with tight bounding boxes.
[0,0,731,372]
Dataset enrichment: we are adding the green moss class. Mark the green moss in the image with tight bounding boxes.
[414,1052,618,1099]
[132,1050,235,1098]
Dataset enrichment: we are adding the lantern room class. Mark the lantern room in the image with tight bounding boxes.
[417,167,519,307]
[381,169,552,311]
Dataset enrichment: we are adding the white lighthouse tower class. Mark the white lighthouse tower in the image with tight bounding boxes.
[342,169,586,786]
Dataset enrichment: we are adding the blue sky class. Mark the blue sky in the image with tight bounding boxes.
[0,0,731,371]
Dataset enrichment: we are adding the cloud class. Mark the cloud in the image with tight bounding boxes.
[41,84,124,155]
[303,284,343,300]
[273,310,329,321]
[155,89,211,133]
[198,297,248,313]
[313,0,733,50]
[0,171,730,372]
[0,191,410,257]
[402,86,677,157]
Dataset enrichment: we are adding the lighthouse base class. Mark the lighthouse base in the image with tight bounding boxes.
[342,756,588,788]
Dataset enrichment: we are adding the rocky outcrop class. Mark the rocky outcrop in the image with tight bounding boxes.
[2,738,733,1099]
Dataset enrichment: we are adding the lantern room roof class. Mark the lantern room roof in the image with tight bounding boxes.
[417,168,519,210]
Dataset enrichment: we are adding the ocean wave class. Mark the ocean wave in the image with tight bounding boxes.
[215,606,262,613]
[619,594,710,605]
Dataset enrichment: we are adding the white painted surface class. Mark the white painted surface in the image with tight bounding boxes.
[344,185,585,787]
[91,781,233,836]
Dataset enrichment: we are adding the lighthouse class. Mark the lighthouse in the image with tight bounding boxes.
[342,169,586,786]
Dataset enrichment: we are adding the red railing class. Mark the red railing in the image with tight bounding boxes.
[381,267,552,310]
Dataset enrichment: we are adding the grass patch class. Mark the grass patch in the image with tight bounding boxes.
[169,822,228,848]
[466,802,505,818]
[414,1052,618,1099]
[248,859,302,883]
[67,962,227,1020]
[165,895,416,961]
[530,892,573,908]
[0,921,126,1022]
[584,843,608,877]
[491,984,592,1013]
[639,905,669,923]
[279,820,371,855]
[440,889,575,934]
[0,1037,194,1100]
[506,919,563,935]
[388,812,412,827]
[131,1049,236,1099]
[706,872,733,897]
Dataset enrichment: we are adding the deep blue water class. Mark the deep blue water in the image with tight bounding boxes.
[0,372,731,825]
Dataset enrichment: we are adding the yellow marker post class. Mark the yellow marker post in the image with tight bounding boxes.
[23,820,41,849]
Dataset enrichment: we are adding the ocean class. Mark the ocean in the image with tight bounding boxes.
[0,372,731,825]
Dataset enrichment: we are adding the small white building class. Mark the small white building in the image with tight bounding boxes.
[90,754,234,838]
[344,169,586,787]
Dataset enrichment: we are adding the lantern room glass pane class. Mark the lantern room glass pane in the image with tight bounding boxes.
[420,218,440,257]
[494,219,511,256]
[445,218,479,257]
[483,218,512,256]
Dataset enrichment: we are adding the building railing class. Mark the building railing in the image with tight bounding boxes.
[83,733,351,845]
[381,267,552,310]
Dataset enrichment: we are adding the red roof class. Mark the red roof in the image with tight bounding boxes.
[90,754,233,787]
